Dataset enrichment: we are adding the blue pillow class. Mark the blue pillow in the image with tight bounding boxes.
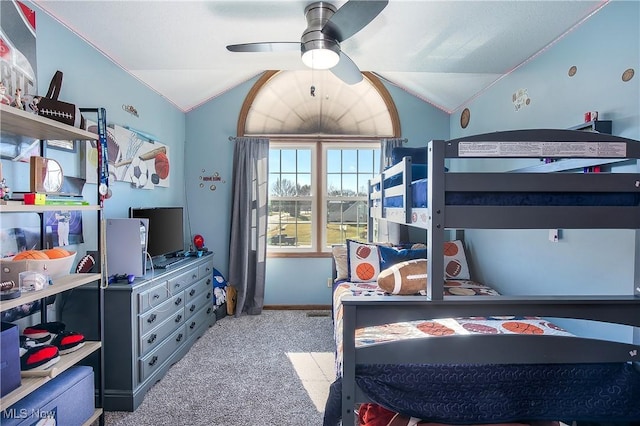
[378,245,427,270]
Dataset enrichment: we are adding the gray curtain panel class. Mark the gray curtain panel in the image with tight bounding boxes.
[377,138,405,243]
[228,137,269,316]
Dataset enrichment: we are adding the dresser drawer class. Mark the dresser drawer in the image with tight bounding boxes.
[184,288,213,319]
[184,276,211,303]
[168,269,199,293]
[198,260,214,280]
[185,304,214,339]
[138,281,170,313]
[139,325,186,383]
[139,293,185,335]
[139,309,186,356]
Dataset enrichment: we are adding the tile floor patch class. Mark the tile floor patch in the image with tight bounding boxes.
[287,352,335,412]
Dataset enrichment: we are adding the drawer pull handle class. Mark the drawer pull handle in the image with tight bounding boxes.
[153,294,160,299]
[192,273,197,280]
[147,334,157,344]
[176,333,183,342]
[190,305,196,312]
[206,278,211,285]
[189,289,196,296]
[206,267,211,273]
[175,314,182,323]
[149,356,158,366]
[207,307,212,314]
[175,297,182,305]
[206,292,212,299]
[147,314,157,323]
[190,321,196,329]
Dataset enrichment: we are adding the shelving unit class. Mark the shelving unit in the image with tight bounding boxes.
[0,103,104,425]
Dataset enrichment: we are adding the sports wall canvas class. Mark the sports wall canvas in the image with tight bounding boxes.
[83,123,170,189]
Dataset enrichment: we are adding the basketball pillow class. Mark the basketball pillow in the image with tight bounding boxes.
[377,258,427,295]
[346,240,385,283]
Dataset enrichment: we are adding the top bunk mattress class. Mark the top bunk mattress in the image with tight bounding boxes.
[382,177,640,208]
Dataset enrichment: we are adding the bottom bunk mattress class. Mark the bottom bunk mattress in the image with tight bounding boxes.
[381,177,640,208]
[324,280,640,425]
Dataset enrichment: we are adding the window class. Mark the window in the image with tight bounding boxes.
[268,141,379,254]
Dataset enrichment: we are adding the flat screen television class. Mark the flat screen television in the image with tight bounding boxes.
[129,207,184,259]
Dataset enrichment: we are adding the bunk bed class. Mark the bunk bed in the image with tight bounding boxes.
[323,129,640,426]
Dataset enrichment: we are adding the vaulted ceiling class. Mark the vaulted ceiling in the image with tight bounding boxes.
[33,0,607,113]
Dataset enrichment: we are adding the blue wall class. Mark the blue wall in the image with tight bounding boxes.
[25,1,639,314]
[31,5,186,253]
[448,1,639,342]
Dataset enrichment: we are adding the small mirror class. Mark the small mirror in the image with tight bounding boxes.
[30,156,64,193]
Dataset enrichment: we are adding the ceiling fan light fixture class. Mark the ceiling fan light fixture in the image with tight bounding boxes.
[301,47,340,70]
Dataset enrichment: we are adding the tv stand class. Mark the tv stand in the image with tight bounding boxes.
[60,255,215,411]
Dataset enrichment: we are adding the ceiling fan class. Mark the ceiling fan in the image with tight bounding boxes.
[226,0,388,85]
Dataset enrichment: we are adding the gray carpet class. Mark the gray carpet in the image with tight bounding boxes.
[104,310,335,425]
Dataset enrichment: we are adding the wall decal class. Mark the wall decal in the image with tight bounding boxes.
[568,66,577,77]
[622,68,635,82]
[512,89,531,111]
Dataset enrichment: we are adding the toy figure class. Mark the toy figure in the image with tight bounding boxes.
[10,88,26,110]
[0,178,10,201]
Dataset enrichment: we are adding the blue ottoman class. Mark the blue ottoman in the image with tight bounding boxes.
[1,366,95,426]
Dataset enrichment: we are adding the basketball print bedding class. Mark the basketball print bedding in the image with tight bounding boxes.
[326,129,640,425]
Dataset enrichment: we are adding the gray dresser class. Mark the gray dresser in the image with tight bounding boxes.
[61,255,216,411]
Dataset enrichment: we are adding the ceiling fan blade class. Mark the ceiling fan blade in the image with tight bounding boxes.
[226,42,300,53]
[322,0,388,42]
[330,51,363,85]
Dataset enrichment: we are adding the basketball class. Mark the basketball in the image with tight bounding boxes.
[503,321,544,335]
[155,152,170,180]
[43,248,71,259]
[417,321,455,336]
[355,262,375,281]
[355,245,371,260]
[443,241,459,256]
[13,250,49,261]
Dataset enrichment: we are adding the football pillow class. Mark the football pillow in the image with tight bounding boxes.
[377,258,427,295]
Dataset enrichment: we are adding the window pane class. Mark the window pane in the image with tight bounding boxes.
[358,173,374,196]
[326,173,341,196]
[297,150,311,173]
[358,150,375,173]
[341,174,358,196]
[269,150,281,170]
[280,149,297,173]
[327,150,341,173]
[342,150,357,172]
[268,200,312,248]
[326,200,368,246]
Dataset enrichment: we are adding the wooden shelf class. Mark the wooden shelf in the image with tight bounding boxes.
[0,104,97,142]
[83,408,104,426]
[0,341,101,410]
[0,273,101,313]
[0,202,99,213]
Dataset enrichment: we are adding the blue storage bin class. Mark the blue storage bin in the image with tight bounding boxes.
[1,366,94,426]
[0,322,21,397]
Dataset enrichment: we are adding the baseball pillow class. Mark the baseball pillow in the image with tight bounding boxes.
[377,259,427,295]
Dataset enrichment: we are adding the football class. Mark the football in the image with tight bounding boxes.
[130,156,149,188]
[75,254,96,273]
[377,258,427,295]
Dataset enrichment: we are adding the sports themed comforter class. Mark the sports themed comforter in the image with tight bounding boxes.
[323,280,640,425]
